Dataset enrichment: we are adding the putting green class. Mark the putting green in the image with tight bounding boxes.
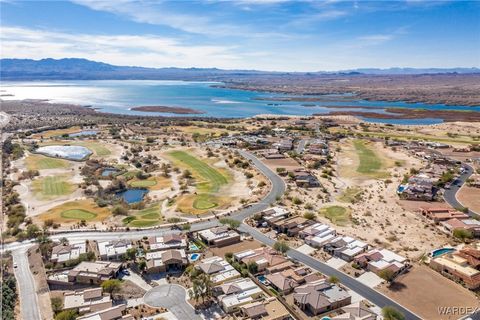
[61,209,97,220]
[193,197,217,210]
[123,204,163,227]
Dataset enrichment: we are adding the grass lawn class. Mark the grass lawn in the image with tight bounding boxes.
[319,205,351,226]
[123,204,163,228]
[25,154,70,170]
[168,150,229,211]
[61,209,97,220]
[352,140,389,178]
[32,126,81,139]
[38,199,111,223]
[74,141,111,156]
[128,176,171,190]
[32,176,73,200]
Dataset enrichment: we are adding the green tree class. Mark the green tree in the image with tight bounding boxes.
[378,269,396,283]
[55,310,78,320]
[125,247,137,261]
[247,261,258,274]
[303,212,316,220]
[382,306,405,320]
[26,224,40,239]
[273,241,290,254]
[101,279,122,299]
[219,218,240,230]
[51,297,63,314]
[453,228,473,242]
[328,275,340,284]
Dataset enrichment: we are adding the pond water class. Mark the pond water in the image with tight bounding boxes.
[36,145,92,161]
[101,168,119,177]
[69,130,98,137]
[117,188,148,204]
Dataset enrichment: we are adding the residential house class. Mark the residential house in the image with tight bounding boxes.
[331,302,378,320]
[324,236,368,261]
[420,207,469,223]
[266,267,323,295]
[97,240,132,260]
[430,246,480,289]
[233,247,288,272]
[198,226,241,247]
[293,279,351,315]
[63,288,112,314]
[239,297,292,320]
[145,249,188,273]
[354,249,408,277]
[291,169,321,188]
[67,261,122,285]
[197,256,241,284]
[441,219,480,237]
[51,241,87,263]
[147,234,187,251]
[270,216,316,237]
[215,278,264,313]
[76,304,133,320]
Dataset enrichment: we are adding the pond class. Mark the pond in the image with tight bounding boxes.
[36,145,92,161]
[101,168,119,177]
[116,188,148,204]
[69,130,98,137]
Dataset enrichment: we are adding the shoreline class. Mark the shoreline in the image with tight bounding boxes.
[130,105,205,114]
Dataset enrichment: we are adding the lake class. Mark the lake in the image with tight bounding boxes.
[36,145,92,161]
[2,80,479,125]
[117,188,148,204]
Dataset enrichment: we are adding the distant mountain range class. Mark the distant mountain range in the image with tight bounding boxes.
[1,58,479,80]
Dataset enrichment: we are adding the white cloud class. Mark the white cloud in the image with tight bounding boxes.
[358,34,393,44]
[0,26,245,68]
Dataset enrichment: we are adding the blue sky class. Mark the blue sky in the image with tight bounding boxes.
[1,0,479,71]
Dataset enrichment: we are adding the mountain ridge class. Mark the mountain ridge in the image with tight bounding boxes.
[1,58,479,80]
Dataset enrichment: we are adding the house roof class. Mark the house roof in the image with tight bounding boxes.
[266,272,298,291]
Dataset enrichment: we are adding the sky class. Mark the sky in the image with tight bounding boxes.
[1,0,479,71]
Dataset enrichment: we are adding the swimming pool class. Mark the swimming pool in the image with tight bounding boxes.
[431,247,455,257]
[257,275,267,284]
[101,168,118,177]
[397,184,408,193]
[189,253,201,262]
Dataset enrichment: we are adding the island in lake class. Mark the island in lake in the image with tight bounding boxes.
[130,106,205,114]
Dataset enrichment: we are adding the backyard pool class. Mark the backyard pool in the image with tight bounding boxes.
[397,184,408,193]
[257,275,267,284]
[117,188,148,204]
[36,145,92,161]
[431,247,455,258]
[189,253,201,262]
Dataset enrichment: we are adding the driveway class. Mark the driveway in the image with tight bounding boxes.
[143,284,199,320]
[119,269,152,291]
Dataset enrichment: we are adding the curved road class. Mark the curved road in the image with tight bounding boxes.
[2,149,420,320]
[443,164,478,218]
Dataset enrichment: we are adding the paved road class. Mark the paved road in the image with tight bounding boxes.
[12,247,42,320]
[143,284,199,320]
[239,224,421,320]
[443,164,478,217]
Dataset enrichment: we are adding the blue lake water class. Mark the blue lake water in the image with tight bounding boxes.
[36,145,92,161]
[101,168,118,177]
[69,130,98,137]
[2,80,479,125]
[117,188,148,204]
